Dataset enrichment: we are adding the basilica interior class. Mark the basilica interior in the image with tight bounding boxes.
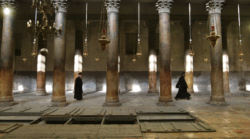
[0,0,250,138]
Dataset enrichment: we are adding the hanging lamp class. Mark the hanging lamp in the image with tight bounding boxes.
[238,4,244,61]
[188,3,194,56]
[83,2,88,57]
[136,3,142,57]
[132,50,137,62]
[98,2,110,51]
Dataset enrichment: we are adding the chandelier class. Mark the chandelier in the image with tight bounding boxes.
[136,3,142,57]
[207,26,220,47]
[83,3,89,57]
[188,3,194,56]
[98,30,110,51]
[27,0,61,57]
[238,4,244,62]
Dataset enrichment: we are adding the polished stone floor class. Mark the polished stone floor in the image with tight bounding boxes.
[1,89,250,138]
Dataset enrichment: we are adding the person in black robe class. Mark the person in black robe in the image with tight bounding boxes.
[175,72,191,100]
[74,72,83,100]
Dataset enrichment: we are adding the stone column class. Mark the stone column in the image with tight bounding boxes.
[36,35,48,96]
[0,1,17,106]
[181,21,195,95]
[146,20,158,96]
[73,21,84,88]
[51,0,69,107]
[222,21,231,95]
[104,0,121,106]
[156,0,173,105]
[206,0,227,105]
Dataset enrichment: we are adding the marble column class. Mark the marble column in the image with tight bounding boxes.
[36,35,48,96]
[104,0,121,106]
[0,1,17,107]
[51,0,69,107]
[156,0,173,105]
[222,21,231,95]
[181,21,195,95]
[146,20,158,96]
[73,21,84,89]
[206,0,227,106]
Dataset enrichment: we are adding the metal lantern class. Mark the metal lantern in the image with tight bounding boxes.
[204,57,208,62]
[207,26,220,47]
[83,50,88,57]
[98,30,110,51]
[31,51,37,57]
[95,57,99,61]
[22,58,27,62]
[189,50,194,56]
[239,51,244,57]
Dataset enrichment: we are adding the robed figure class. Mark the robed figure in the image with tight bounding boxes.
[74,72,83,100]
[175,72,191,100]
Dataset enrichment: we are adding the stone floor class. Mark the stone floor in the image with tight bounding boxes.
[1,89,250,138]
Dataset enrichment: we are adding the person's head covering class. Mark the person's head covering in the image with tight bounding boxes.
[181,72,185,77]
[78,72,82,75]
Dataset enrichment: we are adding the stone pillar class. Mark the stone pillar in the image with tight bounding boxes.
[146,20,158,96]
[36,35,48,96]
[73,21,84,89]
[0,1,17,106]
[156,0,173,105]
[206,0,227,105]
[222,21,231,95]
[51,0,69,107]
[103,0,121,106]
[181,21,195,95]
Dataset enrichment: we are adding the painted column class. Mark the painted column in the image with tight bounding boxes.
[146,20,158,96]
[51,0,69,107]
[104,0,121,106]
[73,21,84,89]
[206,0,227,105]
[156,0,173,104]
[222,21,231,95]
[36,35,48,96]
[181,21,194,94]
[0,1,17,106]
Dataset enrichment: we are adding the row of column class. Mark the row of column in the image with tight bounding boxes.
[0,0,229,107]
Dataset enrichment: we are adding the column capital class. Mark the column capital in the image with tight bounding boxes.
[221,21,231,32]
[52,0,69,13]
[206,0,225,14]
[105,0,121,13]
[156,0,173,14]
[0,0,18,10]
[74,20,85,31]
[146,20,158,31]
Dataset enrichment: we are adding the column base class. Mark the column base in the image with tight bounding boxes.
[147,89,158,96]
[187,88,195,95]
[103,98,121,107]
[156,102,175,106]
[208,96,228,106]
[158,96,173,103]
[36,89,47,96]
[0,101,17,107]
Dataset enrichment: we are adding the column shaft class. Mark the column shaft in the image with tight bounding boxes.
[104,11,121,106]
[0,5,17,106]
[74,30,83,87]
[209,13,226,105]
[158,12,172,102]
[51,11,68,106]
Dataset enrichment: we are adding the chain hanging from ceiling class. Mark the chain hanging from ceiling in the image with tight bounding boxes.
[188,3,194,56]
[136,3,142,57]
[27,0,61,58]
[238,4,244,62]
[83,2,89,57]
[98,1,110,52]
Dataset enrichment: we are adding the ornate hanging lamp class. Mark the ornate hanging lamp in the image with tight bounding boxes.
[204,57,208,62]
[132,50,137,62]
[136,3,142,57]
[207,26,220,47]
[238,4,244,61]
[98,2,110,51]
[83,2,89,57]
[188,3,194,56]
